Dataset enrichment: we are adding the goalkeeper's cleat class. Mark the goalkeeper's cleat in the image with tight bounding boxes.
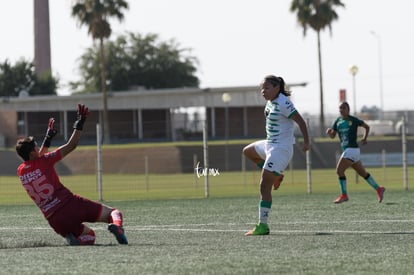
[65,233,80,246]
[108,223,128,245]
[77,230,96,245]
[334,194,349,204]
[376,186,385,203]
[245,223,270,236]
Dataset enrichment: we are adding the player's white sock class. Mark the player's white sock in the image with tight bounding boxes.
[259,200,272,224]
[110,209,123,227]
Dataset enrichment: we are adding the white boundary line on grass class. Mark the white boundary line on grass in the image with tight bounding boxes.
[132,220,414,226]
[2,219,414,230]
[3,226,414,235]
[3,219,414,235]
[127,228,414,235]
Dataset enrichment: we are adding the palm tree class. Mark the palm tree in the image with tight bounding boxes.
[290,0,344,136]
[71,0,129,144]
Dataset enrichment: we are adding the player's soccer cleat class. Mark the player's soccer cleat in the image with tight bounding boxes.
[376,186,385,203]
[65,233,80,246]
[245,223,270,236]
[108,223,128,244]
[334,194,349,204]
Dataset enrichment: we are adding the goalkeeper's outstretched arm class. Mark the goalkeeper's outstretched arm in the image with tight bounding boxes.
[39,118,57,156]
[58,104,90,159]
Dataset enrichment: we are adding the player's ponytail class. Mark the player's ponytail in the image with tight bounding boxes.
[278,77,291,97]
[263,75,291,97]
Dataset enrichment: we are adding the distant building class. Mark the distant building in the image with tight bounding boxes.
[1,86,412,147]
[0,86,265,146]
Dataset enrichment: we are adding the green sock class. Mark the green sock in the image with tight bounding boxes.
[259,200,272,224]
[339,177,347,194]
[364,173,379,190]
[257,160,265,169]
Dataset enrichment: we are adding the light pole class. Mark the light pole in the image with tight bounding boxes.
[370,31,384,120]
[222,93,232,170]
[348,65,359,115]
[348,65,359,184]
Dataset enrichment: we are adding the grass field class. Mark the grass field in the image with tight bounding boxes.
[0,167,413,274]
[0,167,411,204]
[1,191,414,274]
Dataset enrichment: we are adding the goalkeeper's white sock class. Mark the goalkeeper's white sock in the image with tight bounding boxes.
[110,209,123,227]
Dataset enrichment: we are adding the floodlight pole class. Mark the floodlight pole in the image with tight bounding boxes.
[348,65,359,115]
[306,118,312,194]
[96,123,103,201]
[222,93,232,171]
[371,31,384,120]
[203,120,209,198]
[348,65,360,184]
[401,115,408,190]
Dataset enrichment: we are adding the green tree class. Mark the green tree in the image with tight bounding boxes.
[290,0,344,136]
[0,59,57,97]
[70,32,199,93]
[71,0,129,144]
[30,72,59,96]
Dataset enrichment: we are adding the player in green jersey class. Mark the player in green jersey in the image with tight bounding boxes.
[326,102,385,203]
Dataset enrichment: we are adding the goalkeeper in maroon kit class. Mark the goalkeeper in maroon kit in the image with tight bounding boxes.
[16,104,128,245]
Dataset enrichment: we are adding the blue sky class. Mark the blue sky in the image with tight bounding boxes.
[0,0,413,115]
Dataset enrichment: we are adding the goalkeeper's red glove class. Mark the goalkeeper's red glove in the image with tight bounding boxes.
[73,104,90,131]
[41,118,57,148]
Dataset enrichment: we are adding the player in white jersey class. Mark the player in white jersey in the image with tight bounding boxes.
[244,75,310,236]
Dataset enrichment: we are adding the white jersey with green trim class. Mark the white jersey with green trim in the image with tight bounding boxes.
[264,93,297,145]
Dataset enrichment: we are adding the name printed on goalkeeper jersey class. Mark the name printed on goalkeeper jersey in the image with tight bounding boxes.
[19,168,43,185]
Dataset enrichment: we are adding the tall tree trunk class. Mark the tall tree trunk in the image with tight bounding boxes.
[317,31,325,136]
[34,0,51,77]
[99,38,111,144]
